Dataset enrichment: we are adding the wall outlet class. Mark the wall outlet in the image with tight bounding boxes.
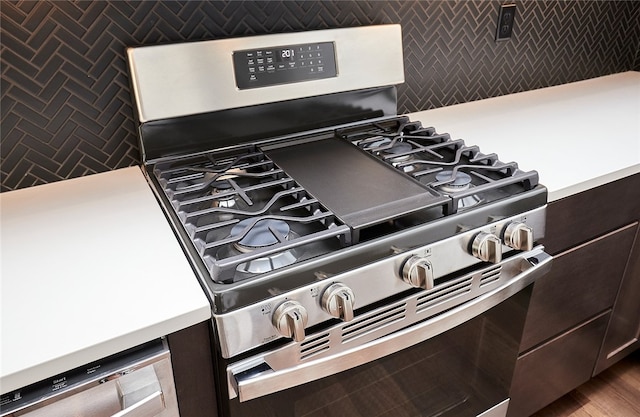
[496,4,517,41]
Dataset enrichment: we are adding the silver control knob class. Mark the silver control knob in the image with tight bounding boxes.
[504,221,534,251]
[471,232,502,263]
[402,256,435,290]
[321,283,355,322]
[272,300,308,342]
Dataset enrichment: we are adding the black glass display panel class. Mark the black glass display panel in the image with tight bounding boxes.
[233,42,337,90]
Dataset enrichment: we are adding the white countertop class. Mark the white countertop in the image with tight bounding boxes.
[408,71,640,201]
[0,166,211,394]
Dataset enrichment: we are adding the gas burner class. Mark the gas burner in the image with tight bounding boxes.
[221,218,301,274]
[171,168,255,213]
[212,181,235,208]
[231,219,291,252]
[188,178,255,223]
[381,141,414,162]
[436,171,472,192]
[362,138,416,173]
[363,138,413,161]
[435,171,483,209]
[456,195,483,210]
[235,250,300,275]
[362,137,390,151]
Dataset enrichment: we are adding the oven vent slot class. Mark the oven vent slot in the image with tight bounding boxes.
[416,277,473,311]
[341,303,407,343]
[479,265,502,287]
[300,333,330,360]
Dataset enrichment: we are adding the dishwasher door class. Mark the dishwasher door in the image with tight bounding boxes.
[1,339,180,417]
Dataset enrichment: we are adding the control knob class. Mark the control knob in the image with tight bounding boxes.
[402,256,435,290]
[272,300,308,342]
[503,221,534,251]
[471,231,502,263]
[321,283,355,322]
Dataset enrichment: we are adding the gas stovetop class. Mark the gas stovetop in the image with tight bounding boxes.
[128,25,549,360]
[152,116,539,285]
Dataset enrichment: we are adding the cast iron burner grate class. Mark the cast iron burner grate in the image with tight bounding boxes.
[338,117,539,212]
[153,146,350,283]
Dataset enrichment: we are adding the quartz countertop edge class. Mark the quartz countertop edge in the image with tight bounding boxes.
[0,166,211,394]
[407,71,640,202]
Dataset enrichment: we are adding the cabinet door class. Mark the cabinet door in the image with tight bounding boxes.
[594,223,640,375]
[541,174,639,255]
[520,223,637,353]
[508,313,609,417]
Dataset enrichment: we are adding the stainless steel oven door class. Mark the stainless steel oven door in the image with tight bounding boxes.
[223,249,552,417]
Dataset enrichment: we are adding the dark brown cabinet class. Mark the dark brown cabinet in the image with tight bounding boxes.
[509,313,610,417]
[167,321,218,417]
[507,173,640,417]
[593,225,640,375]
[519,224,637,353]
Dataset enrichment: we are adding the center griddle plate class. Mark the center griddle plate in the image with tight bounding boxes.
[263,136,450,231]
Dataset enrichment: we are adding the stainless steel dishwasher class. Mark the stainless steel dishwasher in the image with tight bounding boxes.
[0,338,179,417]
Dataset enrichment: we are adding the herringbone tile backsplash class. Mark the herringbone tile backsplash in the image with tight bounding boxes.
[2,1,639,192]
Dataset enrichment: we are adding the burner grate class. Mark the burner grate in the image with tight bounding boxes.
[340,117,539,213]
[153,146,350,283]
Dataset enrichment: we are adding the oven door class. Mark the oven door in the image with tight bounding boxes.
[222,249,551,417]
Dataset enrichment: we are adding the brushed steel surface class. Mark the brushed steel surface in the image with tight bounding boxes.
[504,221,534,251]
[3,343,179,417]
[472,231,503,263]
[127,25,404,122]
[228,248,551,401]
[214,206,547,358]
[271,301,308,342]
[402,255,435,289]
[321,283,355,322]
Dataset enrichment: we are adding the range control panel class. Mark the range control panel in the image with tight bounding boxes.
[233,41,337,90]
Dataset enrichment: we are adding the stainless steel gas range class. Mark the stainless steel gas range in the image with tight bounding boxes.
[127,25,552,417]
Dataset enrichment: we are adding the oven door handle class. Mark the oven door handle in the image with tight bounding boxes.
[230,250,552,402]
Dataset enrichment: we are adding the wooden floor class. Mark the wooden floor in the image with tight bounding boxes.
[531,349,640,417]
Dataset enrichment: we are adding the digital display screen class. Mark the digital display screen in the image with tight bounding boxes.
[233,42,337,90]
[278,49,295,61]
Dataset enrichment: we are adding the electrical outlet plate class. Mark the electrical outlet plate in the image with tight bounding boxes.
[496,4,517,41]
